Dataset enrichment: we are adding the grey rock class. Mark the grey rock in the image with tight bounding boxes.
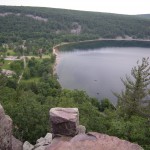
[34,133,52,148]
[46,132,143,150]
[12,136,23,150]
[35,137,45,148]
[0,104,23,150]
[0,104,5,119]
[0,104,12,150]
[23,141,34,150]
[34,146,46,150]
[50,108,79,136]
[36,137,45,144]
[77,125,86,134]
[44,133,52,145]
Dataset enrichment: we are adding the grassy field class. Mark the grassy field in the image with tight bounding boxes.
[21,77,40,83]
[7,49,16,56]
[1,60,12,70]
[26,54,50,59]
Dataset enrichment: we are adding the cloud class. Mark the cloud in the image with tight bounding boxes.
[0,0,150,15]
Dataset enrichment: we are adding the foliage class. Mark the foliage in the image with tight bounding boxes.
[115,58,150,118]
[24,57,53,79]
[10,60,23,75]
[0,5,150,53]
[99,98,115,112]
[0,5,150,149]
[0,74,8,89]
[0,55,150,149]
[106,112,150,149]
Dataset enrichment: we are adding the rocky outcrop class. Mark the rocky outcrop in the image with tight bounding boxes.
[46,132,143,150]
[0,104,12,150]
[70,22,81,35]
[34,133,52,149]
[0,103,23,150]
[12,136,23,150]
[1,105,143,150]
[46,107,143,150]
[23,141,34,150]
[77,125,86,134]
[50,108,79,136]
[23,133,52,150]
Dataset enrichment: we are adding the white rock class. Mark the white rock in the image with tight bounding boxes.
[23,141,34,150]
[78,125,86,134]
[44,133,52,145]
[36,137,45,144]
[35,133,52,148]
[34,146,46,150]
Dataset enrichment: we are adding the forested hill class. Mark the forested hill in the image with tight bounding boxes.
[1,5,150,51]
[137,14,150,20]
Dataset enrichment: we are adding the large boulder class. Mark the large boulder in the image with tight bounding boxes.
[50,108,79,136]
[0,104,12,150]
[0,104,23,150]
[46,132,143,150]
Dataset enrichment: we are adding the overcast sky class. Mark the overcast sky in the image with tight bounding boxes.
[0,0,150,15]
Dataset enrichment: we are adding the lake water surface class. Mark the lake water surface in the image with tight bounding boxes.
[56,47,150,104]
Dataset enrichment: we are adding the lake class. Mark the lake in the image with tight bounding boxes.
[56,43,150,104]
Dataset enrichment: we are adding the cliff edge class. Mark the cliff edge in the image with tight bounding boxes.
[0,104,143,150]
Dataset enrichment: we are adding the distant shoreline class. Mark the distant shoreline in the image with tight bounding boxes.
[53,37,150,55]
[52,38,150,74]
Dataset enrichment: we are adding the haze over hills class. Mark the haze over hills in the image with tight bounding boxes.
[137,14,150,19]
[0,5,150,51]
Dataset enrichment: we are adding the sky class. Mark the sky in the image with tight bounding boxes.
[0,0,150,15]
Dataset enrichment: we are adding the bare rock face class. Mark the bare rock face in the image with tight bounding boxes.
[0,104,12,150]
[12,136,23,150]
[77,125,86,134]
[34,133,52,150]
[46,132,143,150]
[50,108,79,136]
[0,104,23,150]
[23,141,34,150]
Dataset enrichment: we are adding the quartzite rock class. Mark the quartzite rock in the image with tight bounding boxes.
[0,104,12,150]
[23,141,34,150]
[34,133,52,148]
[77,125,86,134]
[45,132,143,150]
[12,136,23,150]
[0,104,23,150]
[50,108,79,136]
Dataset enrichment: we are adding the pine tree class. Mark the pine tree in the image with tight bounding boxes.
[116,57,150,118]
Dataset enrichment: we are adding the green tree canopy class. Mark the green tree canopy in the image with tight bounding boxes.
[116,57,150,118]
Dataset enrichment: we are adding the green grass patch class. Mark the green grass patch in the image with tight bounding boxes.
[7,49,16,56]
[1,60,12,69]
[21,77,40,83]
[26,54,50,59]
[42,54,51,58]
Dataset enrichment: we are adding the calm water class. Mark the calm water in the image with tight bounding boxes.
[56,47,150,104]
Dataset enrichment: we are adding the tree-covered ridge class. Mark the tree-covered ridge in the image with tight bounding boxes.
[137,14,150,20]
[0,5,150,47]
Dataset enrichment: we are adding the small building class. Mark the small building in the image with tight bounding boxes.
[1,69,16,77]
